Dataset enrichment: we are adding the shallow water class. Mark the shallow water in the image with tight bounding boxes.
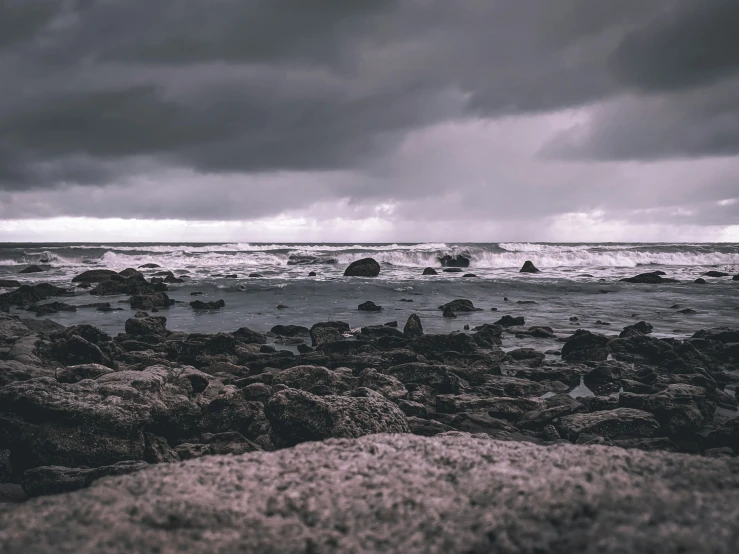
[1,242,737,341]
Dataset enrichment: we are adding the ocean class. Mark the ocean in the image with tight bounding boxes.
[1,242,738,349]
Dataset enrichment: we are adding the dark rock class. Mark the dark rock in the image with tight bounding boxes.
[438,299,481,312]
[138,263,161,269]
[527,326,555,338]
[463,273,476,278]
[569,316,579,322]
[494,315,525,326]
[442,268,463,273]
[384,321,398,328]
[410,332,479,356]
[52,335,111,366]
[556,408,660,440]
[678,308,697,314]
[310,326,343,347]
[401,314,423,339]
[422,267,438,275]
[343,258,381,277]
[130,292,173,310]
[271,365,356,395]
[442,306,456,318]
[595,320,611,325]
[21,461,148,497]
[89,275,158,296]
[621,272,678,284]
[561,329,610,362]
[620,321,653,337]
[388,363,463,393]
[265,389,408,447]
[733,274,739,281]
[703,271,730,277]
[438,254,470,267]
[0,283,73,307]
[519,260,540,273]
[358,301,382,312]
[248,273,261,278]
[270,324,310,337]
[56,364,114,384]
[30,302,77,316]
[694,278,707,284]
[72,270,119,283]
[297,344,313,354]
[0,279,21,288]
[232,327,267,344]
[190,299,225,310]
[125,316,168,337]
[19,265,45,274]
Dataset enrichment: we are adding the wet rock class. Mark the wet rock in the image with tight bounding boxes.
[694,278,707,284]
[620,321,653,336]
[90,275,158,296]
[232,327,267,344]
[703,271,730,277]
[734,274,739,281]
[0,279,21,288]
[388,363,463,394]
[265,388,408,447]
[556,408,660,441]
[505,348,545,365]
[143,433,179,464]
[0,284,73,307]
[561,329,610,362]
[52,335,111,367]
[620,271,678,284]
[310,326,343,347]
[438,254,470,267]
[437,394,542,421]
[125,316,168,337]
[19,265,45,274]
[402,314,423,339]
[517,395,584,429]
[442,268,463,273]
[583,363,622,386]
[189,299,225,310]
[463,273,477,278]
[595,320,611,326]
[272,365,357,395]
[21,461,148,497]
[527,326,555,338]
[422,267,438,275]
[519,260,540,273]
[343,258,381,277]
[72,270,119,283]
[358,300,382,312]
[706,418,739,454]
[619,384,710,437]
[442,306,456,318]
[410,332,479,356]
[130,292,173,310]
[138,263,160,269]
[308,271,317,276]
[438,299,481,312]
[494,315,525,327]
[678,308,697,314]
[270,325,310,337]
[30,302,77,316]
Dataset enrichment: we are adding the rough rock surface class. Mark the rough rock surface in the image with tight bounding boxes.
[2,433,738,554]
[343,258,381,277]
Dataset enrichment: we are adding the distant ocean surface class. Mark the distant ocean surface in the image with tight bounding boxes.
[2,242,738,345]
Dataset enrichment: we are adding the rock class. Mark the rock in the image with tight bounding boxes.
[19,265,45,274]
[271,325,310,337]
[308,271,317,276]
[3,433,739,553]
[694,278,707,284]
[620,272,678,284]
[124,316,168,337]
[56,364,114,384]
[72,270,119,283]
[231,327,267,344]
[620,321,654,337]
[248,273,261,278]
[556,408,660,441]
[595,320,611,325]
[359,368,407,400]
[442,268,463,273]
[561,329,610,362]
[678,308,697,314]
[30,301,77,316]
[442,306,456,318]
[0,283,73,307]
[271,365,356,395]
[265,389,409,447]
[21,461,148,497]
[0,279,21,288]
[388,363,463,393]
[52,335,111,366]
[174,432,260,460]
[130,292,173,310]
[462,273,476,278]
[519,260,540,273]
[343,258,381,277]
[527,326,555,338]
[493,315,524,326]
[438,299,481,312]
[733,274,739,281]
[89,275,159,296]
[703,271,730,277]
[310,326,343,347]
[422,267,438,275]
[358,301,382,312]
[138,263,160,269]
[189,300,225,310]
[438,254,470,267]
[399,314,423,341]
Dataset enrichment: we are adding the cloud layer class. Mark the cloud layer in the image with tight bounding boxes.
[0,0,737,239]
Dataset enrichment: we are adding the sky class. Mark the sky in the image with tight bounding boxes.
[1,0,738,243]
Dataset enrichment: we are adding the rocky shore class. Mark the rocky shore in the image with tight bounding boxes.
[1,265,738,551]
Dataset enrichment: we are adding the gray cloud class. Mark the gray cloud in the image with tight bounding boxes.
[0,0,737,235]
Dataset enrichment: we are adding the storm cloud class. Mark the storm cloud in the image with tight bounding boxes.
[0,0,737,239]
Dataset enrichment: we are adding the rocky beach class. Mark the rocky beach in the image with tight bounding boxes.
[1,245,739,552]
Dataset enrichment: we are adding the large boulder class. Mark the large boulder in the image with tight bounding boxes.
[343,258,381,277]
[561,329,610,362]
[124,316,168,337]
[2,433,739,553]
[403,314,423,338]
[265,389,409,447]
[130,293,173,310]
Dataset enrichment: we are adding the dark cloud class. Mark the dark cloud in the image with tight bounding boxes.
[0,0,736,235]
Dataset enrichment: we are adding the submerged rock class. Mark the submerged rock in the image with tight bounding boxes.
[189,299,225,310]
[621,271,678,284]
[2,433,739,553]
[19,265,45,274]
[438,299,481,312]
[72,270,119,283]
[358,301,382,312]
[343,258,381,277]
[422,267,438,275]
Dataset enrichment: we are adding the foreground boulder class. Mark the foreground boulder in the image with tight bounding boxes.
[343,258,381,277]
[2,433,738,553]
[265,389,409,447]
